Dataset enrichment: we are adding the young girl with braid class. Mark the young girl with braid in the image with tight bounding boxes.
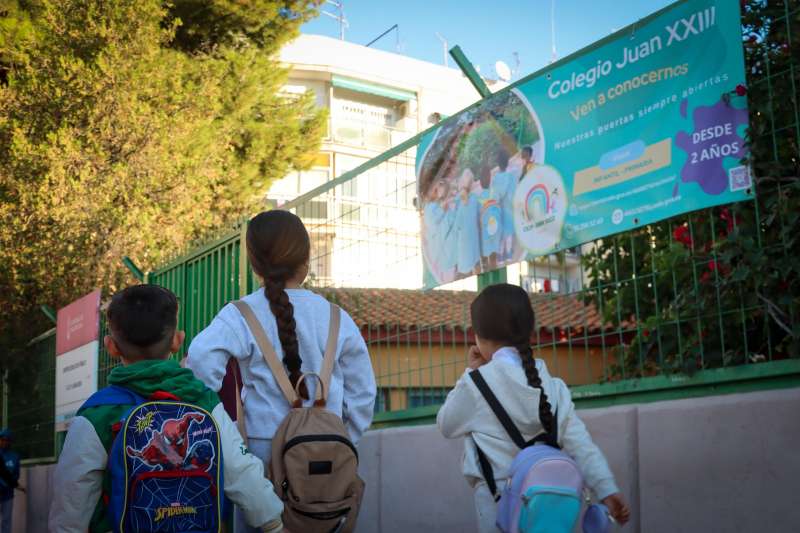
[437,284,630,532]
[187,210,376,533]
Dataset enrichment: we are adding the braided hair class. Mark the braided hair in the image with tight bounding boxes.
[246,210,311,399]
[470,283,556,438]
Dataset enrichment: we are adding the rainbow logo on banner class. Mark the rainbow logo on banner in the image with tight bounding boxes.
[524,184,553,221]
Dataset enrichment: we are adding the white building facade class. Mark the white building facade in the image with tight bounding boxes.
[272,34,584,293]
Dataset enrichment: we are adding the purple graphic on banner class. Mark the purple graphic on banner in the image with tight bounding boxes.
[675,99,748,195]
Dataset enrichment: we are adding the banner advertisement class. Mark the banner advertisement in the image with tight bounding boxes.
[55,289,101,431]
[416,0,751,289]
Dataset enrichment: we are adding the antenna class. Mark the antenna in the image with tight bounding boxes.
[512,51,520,75]
[366,24,399,49]
[495,60,512,82]
[322,0,348,40]
[550,0,557,63]
[435,32,449,67]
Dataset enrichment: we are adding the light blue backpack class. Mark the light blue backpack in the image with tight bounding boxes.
[469,369,612,533]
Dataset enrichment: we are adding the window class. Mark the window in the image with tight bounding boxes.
[341,203,361,223]
[374,388,390,414]
[308,232,333,284]
[342,176,358,198]
[332,91,397,127]
[407,388,449,409]
[522,276,561,294]
[267,153,330,203]
[330,90,402,148]
[299,168,330,195]
[296,200,328,220]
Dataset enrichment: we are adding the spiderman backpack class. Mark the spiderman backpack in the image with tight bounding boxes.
[81,385,225,533]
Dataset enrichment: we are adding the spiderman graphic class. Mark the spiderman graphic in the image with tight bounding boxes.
[126,412,215,471]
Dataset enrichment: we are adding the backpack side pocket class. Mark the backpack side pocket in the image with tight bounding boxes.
[518,485,580,533]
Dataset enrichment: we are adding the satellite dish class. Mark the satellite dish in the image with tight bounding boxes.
[495,60,512,82]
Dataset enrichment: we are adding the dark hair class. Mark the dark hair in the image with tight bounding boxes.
[521,146,533,158]
[496,148,510,172]
[107,284,179,359]
[246,210,311,398]
[470,283,555,437]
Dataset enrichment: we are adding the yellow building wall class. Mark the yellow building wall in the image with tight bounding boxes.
[368,342,614,411]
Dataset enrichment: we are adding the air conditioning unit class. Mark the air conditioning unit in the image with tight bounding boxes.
[400,100,418,118]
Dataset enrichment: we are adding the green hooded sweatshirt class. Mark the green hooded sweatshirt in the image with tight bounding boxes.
[77,359,221,533]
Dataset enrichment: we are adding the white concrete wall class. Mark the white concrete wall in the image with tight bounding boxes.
[352,387,800,533]
[20,387,800,533]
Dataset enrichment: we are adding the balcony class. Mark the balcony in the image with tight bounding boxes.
[329,116,412,150]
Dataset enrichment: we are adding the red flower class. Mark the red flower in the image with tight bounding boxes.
[673,225,693,248]
[708,260,718,271]
[720,207,735,233]
[642,329,650,339]
[700,270,713,284]
[735,84,747,97]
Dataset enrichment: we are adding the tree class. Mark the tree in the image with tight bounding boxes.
[0,0,326,361]
[581,0,799,380]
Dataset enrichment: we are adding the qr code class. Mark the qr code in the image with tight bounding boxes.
[729,165,752,192]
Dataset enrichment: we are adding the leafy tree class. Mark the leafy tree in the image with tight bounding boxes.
[0,0,325,361]
[581,0,799,380]
[167,0,318,53]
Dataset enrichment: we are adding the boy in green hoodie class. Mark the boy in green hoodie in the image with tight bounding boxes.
[49,285,284,533]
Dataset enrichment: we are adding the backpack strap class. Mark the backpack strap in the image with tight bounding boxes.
[318,302,341,405]
[232,300,299,406]
[469,369,560,449]
[469,369,562,500]
[530,415,559,449]
[79,385,146,411]
[469,369,527,501]
[232,359,248,445]
[473,439,501,502]
[469,369,528,448]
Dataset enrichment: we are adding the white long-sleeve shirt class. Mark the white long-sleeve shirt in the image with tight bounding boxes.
[437,347,619,500]
[49,404,283,532]
[187,288,376,443]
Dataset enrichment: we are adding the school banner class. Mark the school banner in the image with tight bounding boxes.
[55,289,101,431]
[416,0,750,289]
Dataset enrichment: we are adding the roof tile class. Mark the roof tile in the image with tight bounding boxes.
[317,287,624,333]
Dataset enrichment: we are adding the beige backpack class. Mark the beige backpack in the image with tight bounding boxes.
[232,300,364,533]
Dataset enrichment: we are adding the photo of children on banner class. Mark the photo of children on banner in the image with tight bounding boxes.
[418,89,544,286]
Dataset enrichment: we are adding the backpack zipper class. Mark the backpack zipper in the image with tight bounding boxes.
[293,507,351,521]
[282,434,358,461]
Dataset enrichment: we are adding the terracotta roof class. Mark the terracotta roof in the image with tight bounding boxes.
[317,287,621,335]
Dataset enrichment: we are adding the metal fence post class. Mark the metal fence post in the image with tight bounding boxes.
[239,221,249,298]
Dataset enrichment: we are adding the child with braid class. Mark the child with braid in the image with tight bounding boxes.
[437,284,630,532]
[187,210,376,533]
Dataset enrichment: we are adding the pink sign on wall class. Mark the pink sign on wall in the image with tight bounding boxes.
[56,289,101,356]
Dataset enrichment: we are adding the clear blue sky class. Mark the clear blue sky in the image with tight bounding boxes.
[302,0,675,81]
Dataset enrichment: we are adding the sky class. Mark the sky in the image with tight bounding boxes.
[301,0,676,82]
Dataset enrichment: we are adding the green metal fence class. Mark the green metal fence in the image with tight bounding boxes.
[13,2,800,461]
[105,2,799,417]
[4,330,56,462]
